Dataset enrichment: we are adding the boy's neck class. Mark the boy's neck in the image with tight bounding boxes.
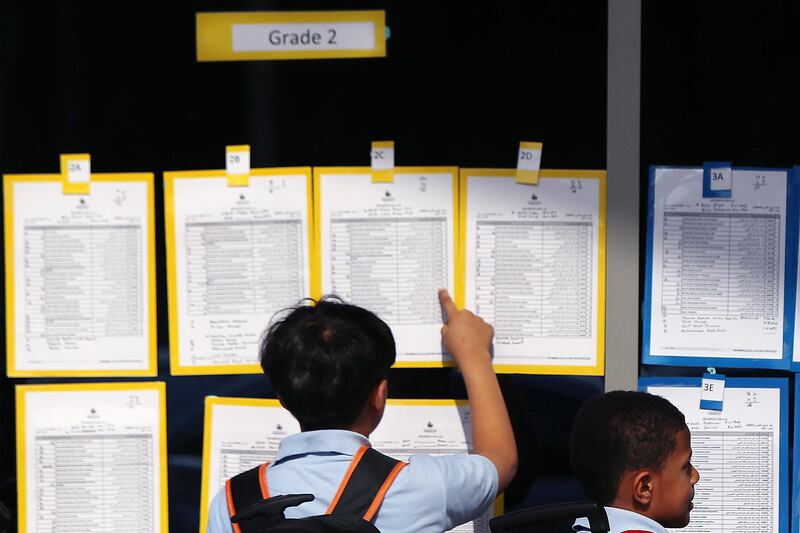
[299,419,377,438]
[609,498,642,515]
[609,496,661,526]
[297,379,386,438]
[345,418,378,438]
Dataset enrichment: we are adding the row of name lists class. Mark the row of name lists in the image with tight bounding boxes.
[4,167,606,376]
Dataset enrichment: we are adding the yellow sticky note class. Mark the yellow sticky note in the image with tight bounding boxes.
[226,145,250,186]
[371,141,394,183]
[60,153,91,194]
[515,142,543,185]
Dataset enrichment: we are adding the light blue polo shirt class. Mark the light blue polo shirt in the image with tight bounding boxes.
[206,429,498,533]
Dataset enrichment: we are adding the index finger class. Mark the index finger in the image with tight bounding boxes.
[438,289,459,320]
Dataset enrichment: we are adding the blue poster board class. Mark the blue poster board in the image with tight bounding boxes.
[640,376,789,532]
[791,167,800,371]
[793,378,800,533]
[642,166,797,369]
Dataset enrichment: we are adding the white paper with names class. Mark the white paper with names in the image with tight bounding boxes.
[463,174,601,366]
[21,386,164,533]
[11,180,151,372]
[648,168,786,360]
[203,400,301,510]
[171,174,310,368]
[646,384,782,533]
[317,171,456,364]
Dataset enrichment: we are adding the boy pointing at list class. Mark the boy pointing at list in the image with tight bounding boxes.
[206,289,516,532]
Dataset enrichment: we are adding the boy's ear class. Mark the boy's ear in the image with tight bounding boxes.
[632,470,654,506]
[369,379,388,412]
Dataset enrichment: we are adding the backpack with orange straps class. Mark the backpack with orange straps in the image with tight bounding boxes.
[226,446,407,532]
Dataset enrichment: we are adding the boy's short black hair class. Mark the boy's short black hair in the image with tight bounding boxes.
[569,390,687,505]
[260,296,396,431]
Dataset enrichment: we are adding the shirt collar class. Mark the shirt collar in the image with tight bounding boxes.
[274,430,370,463]
[573,506,670,533]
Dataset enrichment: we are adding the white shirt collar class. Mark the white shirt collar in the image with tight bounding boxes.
[573,506,670,533]
[273,429,370,464]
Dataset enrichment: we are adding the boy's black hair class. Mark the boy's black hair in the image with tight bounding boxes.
[260,296,396,431]
[569,390,687,505]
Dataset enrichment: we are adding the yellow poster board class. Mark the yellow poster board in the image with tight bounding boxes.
[199,397,294,533]
[164,167,314,375]
[313,166,460,368]
[459,169,607,376]
[3,172,157,377]
[16,381,169,533]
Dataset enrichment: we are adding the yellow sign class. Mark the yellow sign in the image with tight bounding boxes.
[197,11,386,61]
[59,153,91,194]
[225,144,251,186]
[370,140,395,183]
[515,141,543,185]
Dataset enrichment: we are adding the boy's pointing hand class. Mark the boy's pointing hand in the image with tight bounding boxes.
[438,289,494,367]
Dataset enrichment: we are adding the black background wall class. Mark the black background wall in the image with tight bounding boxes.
[5,1,800,532]
[0,2,607,531]
[642,1,800,170]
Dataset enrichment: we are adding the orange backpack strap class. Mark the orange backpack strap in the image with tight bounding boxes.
[225,463,270,533]
[362,461,407,522]
[326,445,408,522]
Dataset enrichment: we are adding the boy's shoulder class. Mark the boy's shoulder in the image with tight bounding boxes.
[261,430,499,526]
[382,452,498,531]
[402,452,498,493]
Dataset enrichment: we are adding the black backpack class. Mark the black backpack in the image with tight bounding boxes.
[226,446,406,532]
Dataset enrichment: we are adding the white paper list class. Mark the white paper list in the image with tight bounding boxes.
[648,168,787,360]
[19,385,165,533]
[645,384,782,533]
[203,400,301,505]
[11,180,151,372]
[463,174,601,366]
[170,174,311,369]
[317,171,456,363]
